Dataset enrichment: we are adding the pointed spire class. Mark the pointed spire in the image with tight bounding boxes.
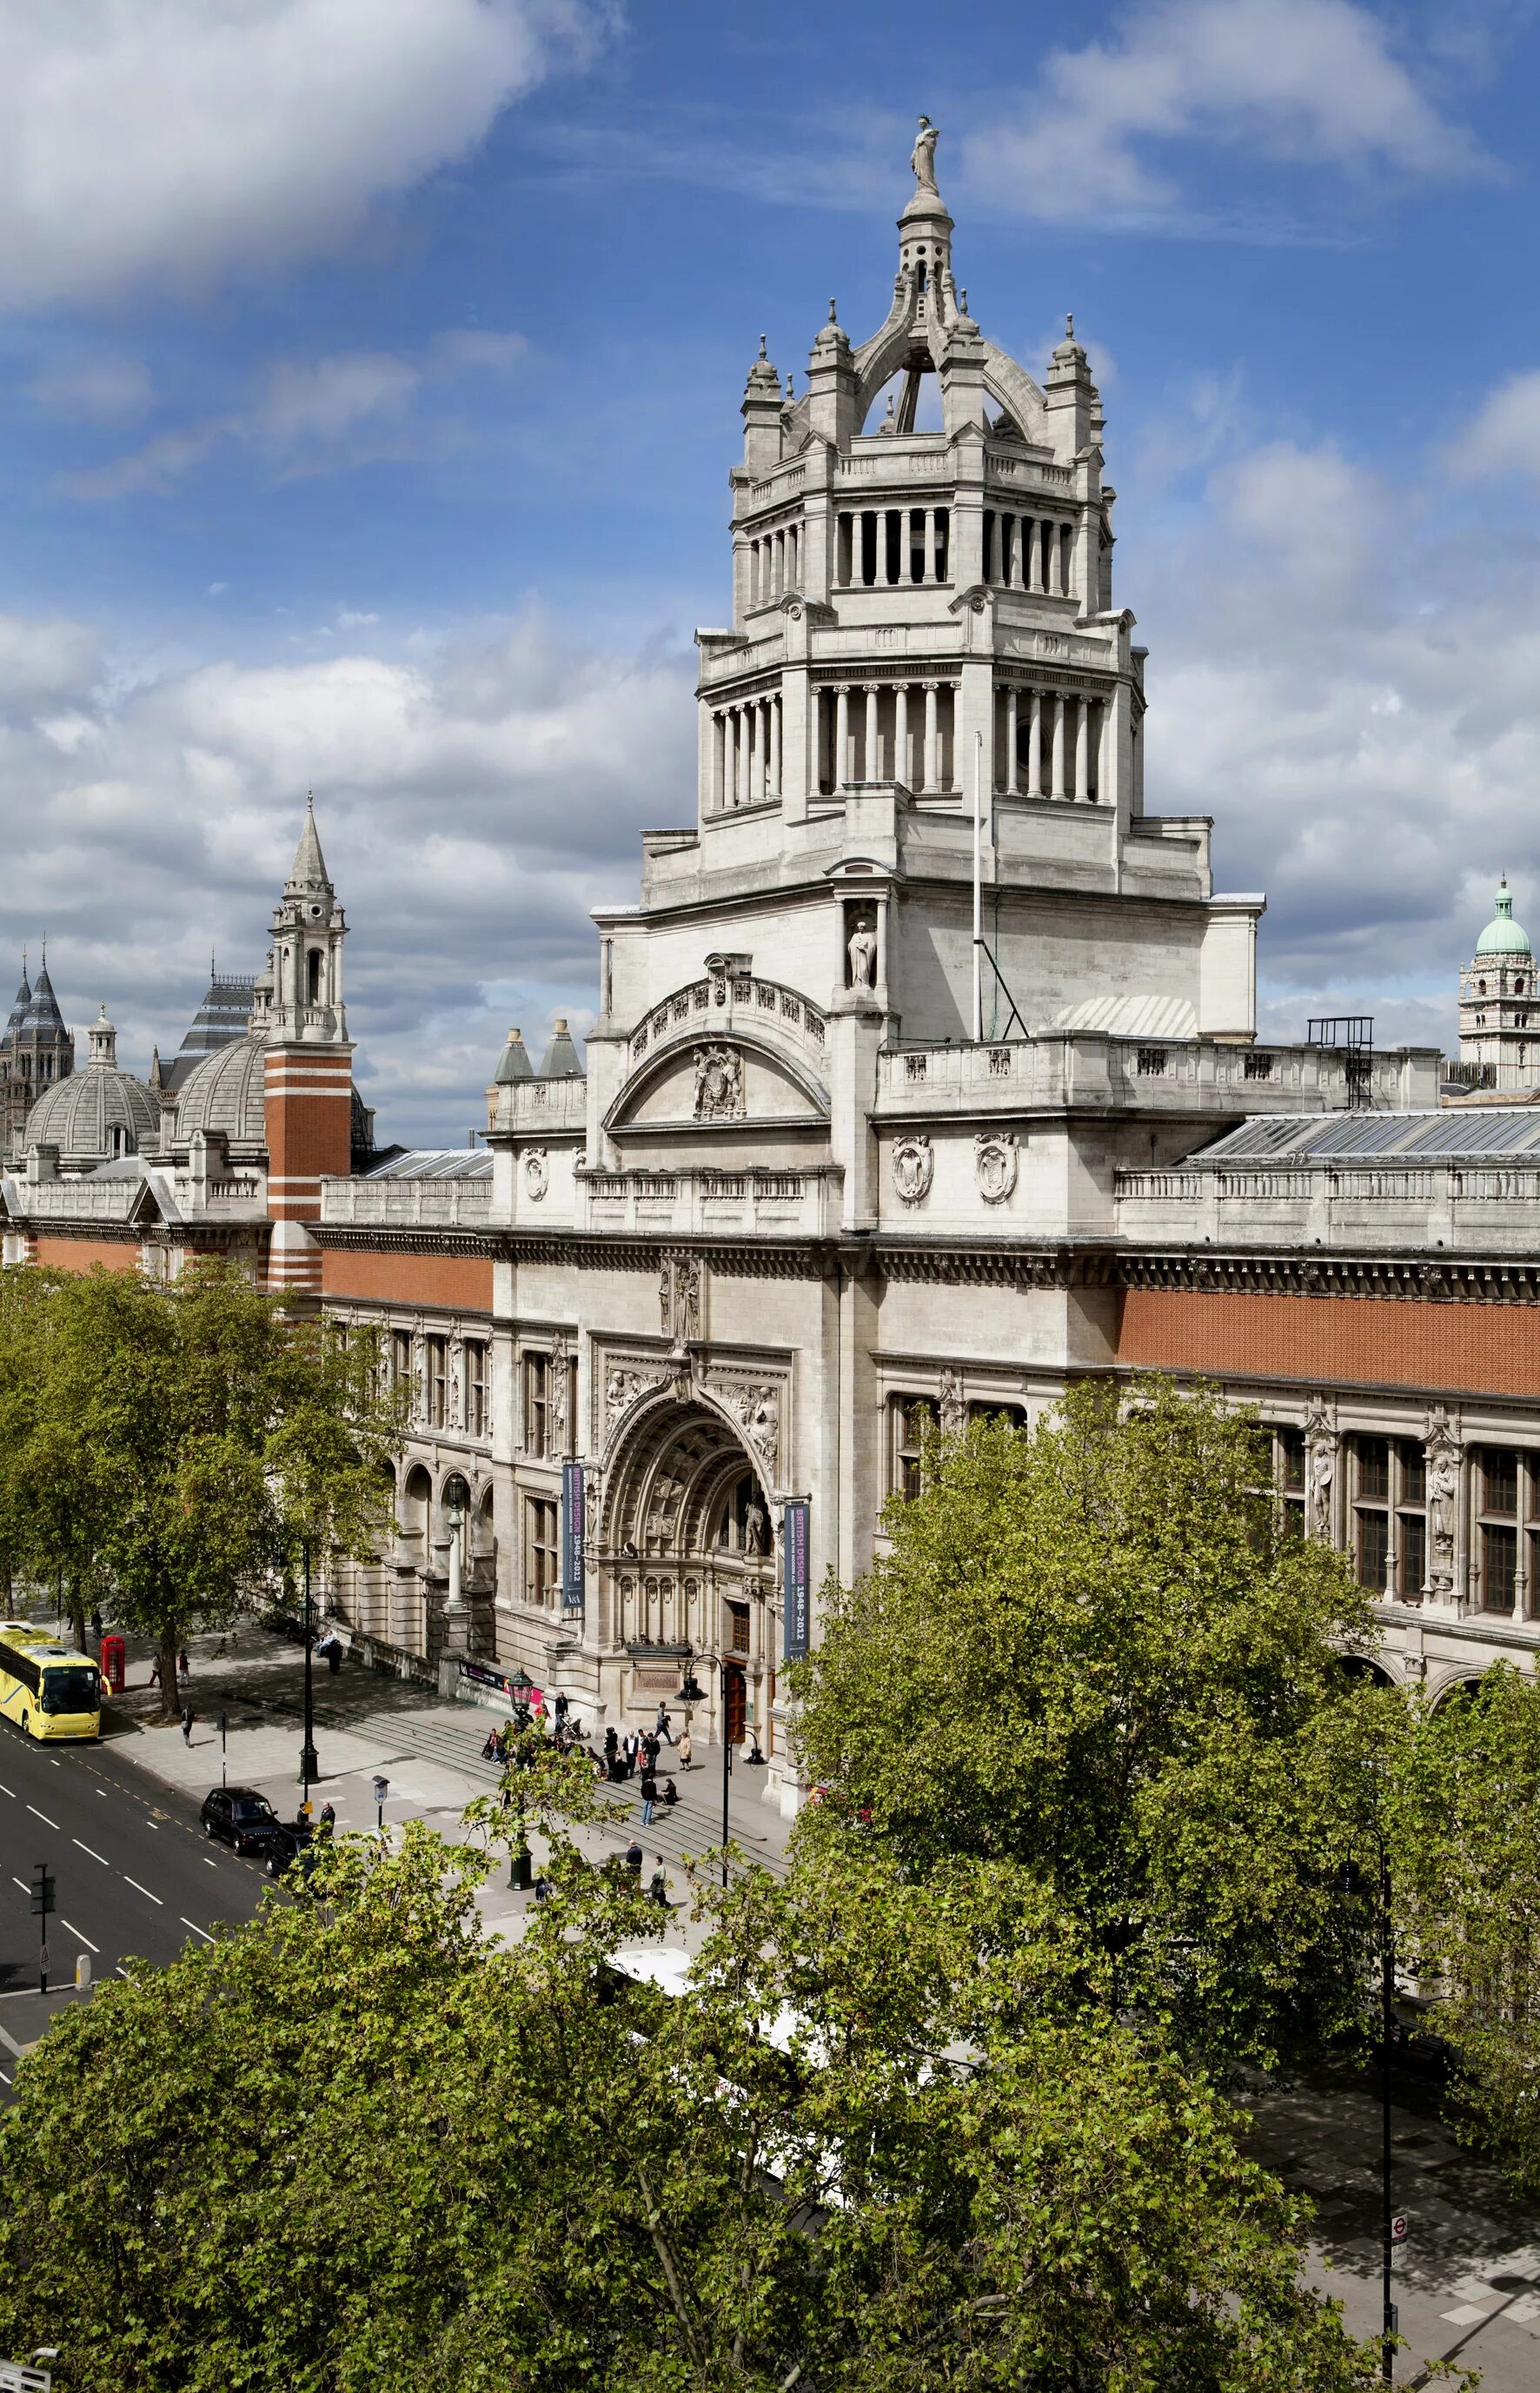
[538,1016,584,1079]
[494,1026,534,1085]
[3,954,32,1052]
[285,791,332,898]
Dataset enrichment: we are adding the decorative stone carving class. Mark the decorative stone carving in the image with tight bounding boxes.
[694,1044,743,1120]
[846,910,878,988]
[660,1253,704,1345]
[721,1381,780,1477]
[523,1148,548,1200]
[911,113,939,195]
[448,1333,463,1432]
[1424,1407,1462,1599]
[892,1133,934,1206]
[743,1490,768,1554]
[550,1331,570,1452]
[939,1368,966,1440]
[605,1366,664,1434]
[409,1329,427,1427]
[1304,1399,1338,1546]
[584,1466,601,1548]
[974,1131,1018,1204]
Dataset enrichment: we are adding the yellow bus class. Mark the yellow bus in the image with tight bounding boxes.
[0,1629,101,1740]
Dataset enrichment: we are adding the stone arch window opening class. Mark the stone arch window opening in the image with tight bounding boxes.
[402,1463,433,1558]
[712,1466,769,1557]
[307,947,323,1005]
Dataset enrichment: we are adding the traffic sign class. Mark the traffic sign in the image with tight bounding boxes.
[1391,2215,1409,2243]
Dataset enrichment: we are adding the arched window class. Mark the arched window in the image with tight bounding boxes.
[308,948,323,1004]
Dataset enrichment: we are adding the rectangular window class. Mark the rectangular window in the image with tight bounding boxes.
[727,1599,751,1655]
[1484,1450,1519,1517]
[890,1396,935,1502]
[466,1343,487,1439]
[1357,1508,1389,1592]
[966,1400,1028,1432]
[1356,1438,1390,1504]
[1484,1524,1517,1613]
[524,1497,559,1605]
[392,1329,413,1389]
[1400,1443,1426,1506]
[525,1353,550,1459]
[1398,1512,1426,1599]
[426,1336,448,1429]
[1274,1426,1306,1537]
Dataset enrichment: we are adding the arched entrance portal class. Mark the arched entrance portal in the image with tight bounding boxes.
[601,1397,776,1745]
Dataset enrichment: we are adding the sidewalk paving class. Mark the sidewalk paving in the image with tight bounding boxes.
[94,1620,791,1959]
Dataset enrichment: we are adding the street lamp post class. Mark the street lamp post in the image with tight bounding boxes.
[299,1540,319,1802]
[677,1659,732,1889]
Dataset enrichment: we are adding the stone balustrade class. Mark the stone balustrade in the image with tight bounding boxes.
[878,1036,1440,1117]
[321,1175,495,1228]
[488,1076,588,1136]
[575,1164,841,1240]
[1115,1161,1540,1253]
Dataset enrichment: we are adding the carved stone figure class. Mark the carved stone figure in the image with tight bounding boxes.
[743,1492,767,1555]
[605,1366,662,1434]
[550,1332,570,1451]
[725,1382,780,1478]
[448,1333,463,1432]
[409,1329,427,1426]
[659,1257,673,1336]
[911,114,939,195]
[846,913,878,988]
[1425,1409,1462,1595]
[584,1468,601,1549]
[675,1255,701,1342]
[893,1133,934,1205]
[974,1131,1018,1204]
[523,1147,548,1200]
[1304,1402,1337,1545]
[694,1044,743,1120]
[939,1368,966,1440]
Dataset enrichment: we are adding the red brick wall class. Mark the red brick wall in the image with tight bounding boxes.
[322,1246,494,1312]
[1117,1286,1540,1399]
[33,1235,141,1274]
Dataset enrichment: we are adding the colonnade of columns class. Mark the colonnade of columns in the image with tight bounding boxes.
[995,685,1109,804]
[712,695,783,810]
[821,680,954,793]
[748,523,802,608]
[983,509,1072,598]
[835,507,950,588]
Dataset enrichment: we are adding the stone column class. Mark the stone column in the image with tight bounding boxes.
[722,708,737,809]
[1051,695,1066,801]
[768,694,781,797]
[930,509,945,582]
[864,685,880,781]
[1028,518,1045,594]
[1027,692,1043,798]
[894,684,910,789]
[1056,524,1071,596]
[1074,699,1090,801]
[1005,686,1019,794]
[835,686,851,790]
[747,699,762,803]
[713,711,726,811]
[923,681,939,792]
[1097,695,1112,808]
[739,706,753,808]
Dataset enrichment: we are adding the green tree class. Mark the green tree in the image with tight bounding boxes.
[15,1261,402,1718]
[0,1825,1382,2391]
[788,1378,1381,2064]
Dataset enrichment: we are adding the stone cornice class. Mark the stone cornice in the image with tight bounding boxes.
[1116,1246,1540,1304]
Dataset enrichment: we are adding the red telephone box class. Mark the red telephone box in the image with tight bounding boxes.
[98,1633,126,1696]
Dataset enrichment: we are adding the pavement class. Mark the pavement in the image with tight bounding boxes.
[10,1615,1540,2386]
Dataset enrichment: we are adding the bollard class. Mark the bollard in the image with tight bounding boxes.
[75,1952,91,1991]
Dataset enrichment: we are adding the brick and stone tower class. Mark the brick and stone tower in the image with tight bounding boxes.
[259,797,352,1301]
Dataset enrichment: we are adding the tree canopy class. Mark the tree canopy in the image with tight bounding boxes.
[788,1379,1384,2064]
[0,1822,1383,2392]
[0,1260,402,1712]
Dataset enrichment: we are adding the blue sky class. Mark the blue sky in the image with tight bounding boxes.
[3,0,1540,1140]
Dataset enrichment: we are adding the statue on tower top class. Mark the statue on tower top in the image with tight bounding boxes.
[911,115,939,195]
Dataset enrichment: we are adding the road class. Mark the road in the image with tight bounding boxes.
[0,1714,269,2090]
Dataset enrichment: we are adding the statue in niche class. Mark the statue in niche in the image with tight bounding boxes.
[743,1491,767,1556]
[674,1255,701,1343]
[448,1334,463,1432]
[1425,1410,1461,1589]
[939,1369,966,1441]
[550,1333,570,1451]
[911,115,939,195]
[846,910,878,989]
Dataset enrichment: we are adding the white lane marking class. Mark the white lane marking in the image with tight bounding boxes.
[180,1918,213,1943]
[9,1877,25,1892]
[122,1876,163,1906]
[203,1858,217,1869]
[115,1964,129,1979]
[26,1805,58,1829]
[143,1821,159,1831]
[60,1918,98,1952]
[96,1788,107,1798]
[0,1780,13,1797]
[0,2066,10,2084]
[73,1838,108,1865]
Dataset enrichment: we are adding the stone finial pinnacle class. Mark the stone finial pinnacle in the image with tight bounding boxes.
[1066,312,1074,340]
[758,333,767,358]
[828,297,838,322]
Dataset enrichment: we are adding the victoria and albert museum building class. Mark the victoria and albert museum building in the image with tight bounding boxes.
[8,132,1540,1812]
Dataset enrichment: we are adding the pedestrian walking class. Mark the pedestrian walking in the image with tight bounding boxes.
[319,1801,336,1839]
[647,1859,668,1909]
[90,1608,103,1645]
[177,1648,189,1678]
[654,1703,674,1747]
[640,1768,657,1827]
[554,1692,568,1728]
[180,1702,194,1746]
[624,1837,643,1877]
[641,1732,659,1771]
[678,1727,694,1771]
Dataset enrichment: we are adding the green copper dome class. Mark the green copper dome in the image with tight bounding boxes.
[1475,876,1532,958]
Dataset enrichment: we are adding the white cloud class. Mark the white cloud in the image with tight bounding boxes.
[964,0,1490,229]
[0,613,101,707]
[26,352,154,422]
[0,603,692,1144]
[1450,369,1540,483]
[57,328,528,497]
[0,0,606,310]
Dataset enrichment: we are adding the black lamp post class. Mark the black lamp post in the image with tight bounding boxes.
[677,1660,731,1889]
[298,1540,319,1800]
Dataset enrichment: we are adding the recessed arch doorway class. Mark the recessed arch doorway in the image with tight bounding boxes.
[600,1395,777,1744]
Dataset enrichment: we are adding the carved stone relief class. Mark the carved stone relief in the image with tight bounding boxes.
[939,1368,966,1440]
[1424,1406,1462,1599]
[523,1148,548,1200]
[448,1332,463,1432]
[693,1045,743,1120]
[892,1133,934,1206]
[720,1380,781,1479]
[973,1131,1018,1205]
[550,1330,571,1452]
[1303,1398,1338,1547]
[604,1365,666,1437]
[660,1253,705,1345]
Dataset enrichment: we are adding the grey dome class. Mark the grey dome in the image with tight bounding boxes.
[25,1058,158,1168]
[169,1033,269,1148]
